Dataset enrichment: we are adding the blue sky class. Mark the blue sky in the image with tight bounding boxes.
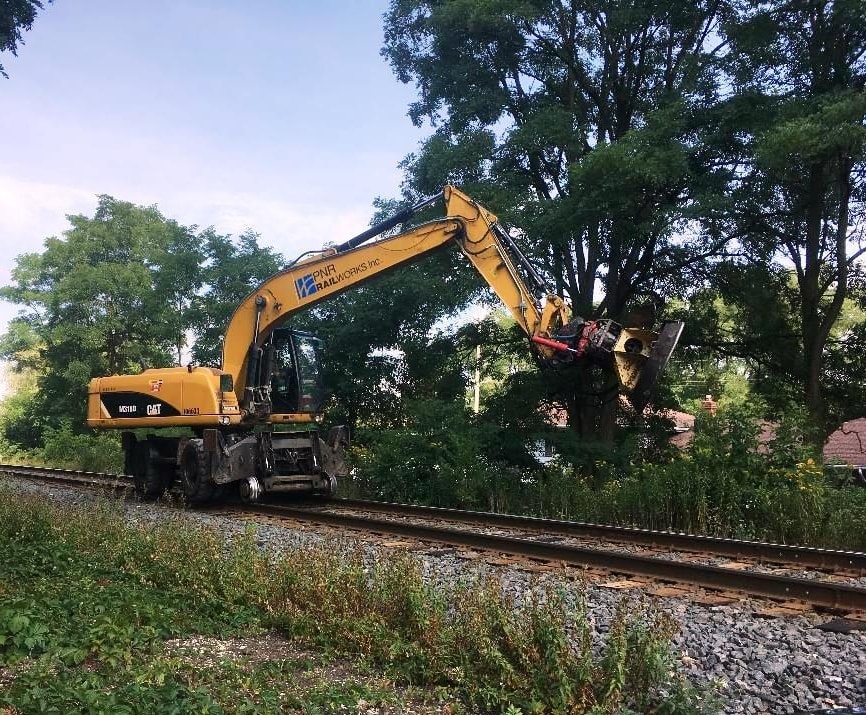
[0,0,427,340]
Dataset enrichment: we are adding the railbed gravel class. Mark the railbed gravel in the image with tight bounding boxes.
[314,507,866,589]
[4,476,866,715]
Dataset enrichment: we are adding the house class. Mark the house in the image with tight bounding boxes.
[533,406,569,465]
[823,418,866,484]
[532,404,699,464]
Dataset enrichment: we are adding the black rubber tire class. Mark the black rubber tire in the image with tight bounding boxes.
[312,472,338,498]
[180,442,216,504]
[133,441,166,498]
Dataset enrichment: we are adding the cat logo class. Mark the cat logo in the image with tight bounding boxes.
[146,404,162,416]
[149,379,163,393]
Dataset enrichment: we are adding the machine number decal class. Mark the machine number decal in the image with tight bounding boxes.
[183,407,200,415]
[100,392,180,419]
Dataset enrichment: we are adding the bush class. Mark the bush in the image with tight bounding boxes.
[350,399,506,508]
[0,488,714,714]
[39,421,124,472]
[521,404,860,549]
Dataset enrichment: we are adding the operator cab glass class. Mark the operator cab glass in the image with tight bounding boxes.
[269,328,326,414]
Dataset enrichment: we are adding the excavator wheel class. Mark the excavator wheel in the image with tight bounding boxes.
[180,441,216,504]
[132,441,167,499]
[238,476,262,504]
[322,474,338,498]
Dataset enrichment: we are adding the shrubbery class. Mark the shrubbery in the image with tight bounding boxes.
[0,419,122,472]
[349,402,866,551]
[349,399,507,509]
[0,488,713,713]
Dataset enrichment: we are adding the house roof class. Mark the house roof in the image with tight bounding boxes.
[545,406,569,428]
[823,418,866,467]
[668,415,777,452]
[657,409,695,430]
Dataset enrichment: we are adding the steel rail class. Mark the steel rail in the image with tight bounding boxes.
[326,498,866,573]
[0,464,130,490]
[248,502,866,612]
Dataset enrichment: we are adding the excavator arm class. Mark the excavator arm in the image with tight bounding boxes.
[222,186,681,416]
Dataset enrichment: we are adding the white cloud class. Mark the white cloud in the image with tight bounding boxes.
[0,175,382,340]
[170,189,375,255]
[0,176,97,261]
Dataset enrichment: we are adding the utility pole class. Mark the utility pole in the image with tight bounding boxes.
[473,343,481,414]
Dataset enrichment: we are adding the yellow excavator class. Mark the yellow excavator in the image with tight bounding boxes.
[87,186,683,502]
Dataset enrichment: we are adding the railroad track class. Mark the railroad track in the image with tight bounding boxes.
[232,500,866,613]
[0,463,132,491]
[4,463,866,614]
[323,497,866,573]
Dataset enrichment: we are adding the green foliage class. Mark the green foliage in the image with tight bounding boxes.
[0,382,124,469]
[380,0,866,441]
[533,404,866,550]
[0,0,51,78]
[293,239,485,430]
[190,229,283,366]
[0,488,710,713]
[39,420,123,472]
[0,197,199,427]
[0,199,282,457]
[350,399,504,507]
[347,395,866,550]
[383,0,729,439]
[0,380,45,451]
[716,0,866,432]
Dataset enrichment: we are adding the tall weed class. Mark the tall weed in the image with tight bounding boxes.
[0,487,712,713]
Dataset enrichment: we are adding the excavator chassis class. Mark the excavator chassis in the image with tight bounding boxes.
[123,426,348,503]
[90,185,683,505]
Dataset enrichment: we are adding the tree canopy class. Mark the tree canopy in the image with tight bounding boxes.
[0,198,281,445]
[0,0,52,78]
[1,0,864,472]
[381,0,866,440]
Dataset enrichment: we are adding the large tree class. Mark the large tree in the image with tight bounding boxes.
[719,0,866,435]
[382,0,729,438]
[1,197,201,427]
[188,229,283,367]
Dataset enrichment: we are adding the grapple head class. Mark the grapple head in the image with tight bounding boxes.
[533,319,684,412]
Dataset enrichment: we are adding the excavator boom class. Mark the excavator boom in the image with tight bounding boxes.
[222,186,569,412]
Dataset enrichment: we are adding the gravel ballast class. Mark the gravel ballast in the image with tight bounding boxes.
[4,476,865,714]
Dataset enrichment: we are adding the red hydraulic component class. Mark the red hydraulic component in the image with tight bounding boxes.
[574,320,597,358]
[531,335,577,353]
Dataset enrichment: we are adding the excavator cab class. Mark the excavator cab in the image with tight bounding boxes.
[267,328,326,415]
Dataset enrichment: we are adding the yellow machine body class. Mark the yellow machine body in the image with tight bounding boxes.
[87,367,242,429]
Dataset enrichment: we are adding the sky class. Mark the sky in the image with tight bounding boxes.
[0,0,428,343]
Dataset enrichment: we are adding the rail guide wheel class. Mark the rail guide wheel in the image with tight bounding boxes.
[238,475,262,503]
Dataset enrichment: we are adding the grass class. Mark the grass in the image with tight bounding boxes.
[0,485,717,714]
